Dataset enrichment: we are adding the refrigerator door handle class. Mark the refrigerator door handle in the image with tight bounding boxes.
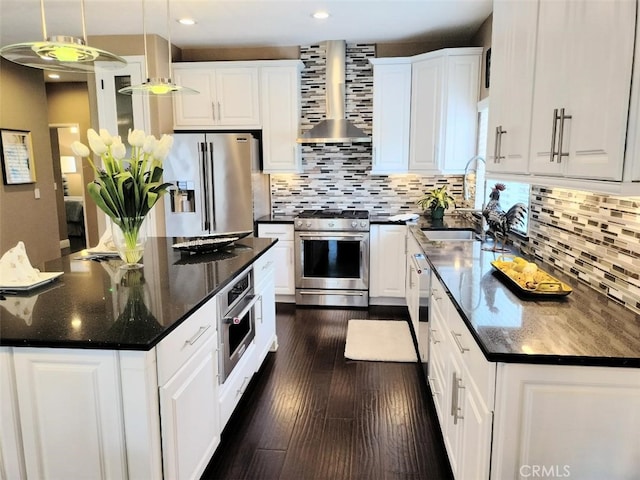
[199,142,210,231]
[208,142,216,231]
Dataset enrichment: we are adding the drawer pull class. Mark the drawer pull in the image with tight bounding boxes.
[184,325,211,347]
[430,328,440,344]
[451,331,470,354]
[261,261,273,271]
[428,376,440,396]
[237,376,251,395]
[452,372,465,425]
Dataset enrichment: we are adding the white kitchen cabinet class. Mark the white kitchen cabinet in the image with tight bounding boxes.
[409,48,482,174]
[0,348,26,480]
[253,248,278,365]
[261,62,303,173]
[369,224,407,302]
[12,348,128,479]
[257,223,295,299]
[486,0,538,175]
[172,64,260,129]
[369,59,412,174]
[491,363,640,480]
[428,273,495,480]
[528,0,635,181]
[159,335,219,480]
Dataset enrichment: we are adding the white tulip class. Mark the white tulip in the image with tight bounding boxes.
[153,134,174,161]
[99,129,113,146]
[111,137,126,160]
[87,129,108,155]
[71,141,90,158]
[142,135,158,154]
[128,129,146,148]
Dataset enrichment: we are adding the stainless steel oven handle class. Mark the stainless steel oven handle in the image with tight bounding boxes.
[297,233,366,239]
[223,294,259,324]
[298,290,365,296]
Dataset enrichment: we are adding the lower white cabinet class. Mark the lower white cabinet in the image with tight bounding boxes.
[369,224,407,302]
[254,249,278,365]
[12,348,128,480]
[257,223,295,298]
[428,273,494,480]
[491,363,640,480]
[159,335,219,480]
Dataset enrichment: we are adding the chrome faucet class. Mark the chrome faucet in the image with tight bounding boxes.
[457,155,487,240]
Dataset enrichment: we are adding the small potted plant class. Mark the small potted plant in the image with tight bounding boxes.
[416,185,455,220]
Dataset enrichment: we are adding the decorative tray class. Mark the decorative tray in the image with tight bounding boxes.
[172,230,252,254]
[490,255,572,297]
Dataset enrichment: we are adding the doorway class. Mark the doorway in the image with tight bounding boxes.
[50,124,87,253]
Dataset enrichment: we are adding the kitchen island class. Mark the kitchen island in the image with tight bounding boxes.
[407,225,640,480]
[0,236,278,480]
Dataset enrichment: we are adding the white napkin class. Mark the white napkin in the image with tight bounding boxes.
[388,213,420,222]
[0,295,38,325]
[0,241,41,284]
[86,224,118,255]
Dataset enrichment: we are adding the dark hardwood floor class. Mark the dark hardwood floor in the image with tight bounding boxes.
[201,304,453,480]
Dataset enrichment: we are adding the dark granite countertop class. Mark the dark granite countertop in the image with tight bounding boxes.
[0,237,276,351]
[409,226,640,368]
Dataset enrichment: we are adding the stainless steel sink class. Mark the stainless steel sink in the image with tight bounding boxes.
[422,230,478,241]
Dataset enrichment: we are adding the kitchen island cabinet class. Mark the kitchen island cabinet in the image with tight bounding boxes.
[257,220,295,301]
[0,237,277,480]
[407,226,640,480]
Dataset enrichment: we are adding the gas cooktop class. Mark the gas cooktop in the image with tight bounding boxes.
[296,209,370,219]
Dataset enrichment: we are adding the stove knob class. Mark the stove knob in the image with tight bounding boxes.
[360,221,367,228]
[306,221,312,227]
[296,220,302,227]
[351,221,358,228]
[328,221,335,227]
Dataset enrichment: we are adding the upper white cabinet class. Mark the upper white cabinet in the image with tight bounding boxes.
[370,59,412,174]
[369,48,481,175]
[173,64,261,129]
[410,48,482,174]
[260,62,303,173]
[486,0,538,175]
[528,0,636,181]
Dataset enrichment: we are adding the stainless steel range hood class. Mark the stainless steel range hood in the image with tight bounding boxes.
[297,40,371,144]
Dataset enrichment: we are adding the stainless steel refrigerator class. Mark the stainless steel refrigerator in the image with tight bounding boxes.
[163,132,270,237]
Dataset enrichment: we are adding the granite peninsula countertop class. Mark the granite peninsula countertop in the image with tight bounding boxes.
[0,237,276,351]
[409,226,640,368]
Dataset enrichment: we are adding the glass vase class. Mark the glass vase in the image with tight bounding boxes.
[111,216,147,269]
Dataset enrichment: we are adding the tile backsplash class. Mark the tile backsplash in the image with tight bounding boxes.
[518,187,640,315]
[269,42,640,315]
[270,43,462,215]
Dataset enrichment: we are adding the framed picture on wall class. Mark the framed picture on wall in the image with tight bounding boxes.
[1,129,36,184]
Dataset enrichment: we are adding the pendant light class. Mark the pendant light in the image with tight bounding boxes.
[0,0,126,73]
[118,0,198,96]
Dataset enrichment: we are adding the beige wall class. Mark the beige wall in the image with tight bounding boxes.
[0,59,61,264]
[471,14,493,101]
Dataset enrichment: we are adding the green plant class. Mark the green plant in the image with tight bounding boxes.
[416,185,455,211]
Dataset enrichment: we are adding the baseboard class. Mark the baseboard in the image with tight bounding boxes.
[60,239,70,249]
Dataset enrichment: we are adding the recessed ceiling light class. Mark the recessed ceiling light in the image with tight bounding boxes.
[313,11,330,20]
[48,73,60,79]
[178,18,196,25]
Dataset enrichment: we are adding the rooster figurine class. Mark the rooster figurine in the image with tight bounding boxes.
[482,183,527,251]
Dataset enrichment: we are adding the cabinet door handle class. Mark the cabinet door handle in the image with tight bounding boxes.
[452,372,465,425]
[184,324,211,347]
[428,376,440,396]
[549,108,560,163]
[217,101,221,120]
[430,328,440,344]
[211,102,216,121]
[451,331,470,354]
[497,126,506,163]
[557,107,572,164]
[493,126,501,163]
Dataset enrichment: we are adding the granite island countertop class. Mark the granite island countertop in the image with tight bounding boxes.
[409,226,640,368]
[0,237,277,351]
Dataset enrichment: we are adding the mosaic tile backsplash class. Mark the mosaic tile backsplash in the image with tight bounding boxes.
[270,42,640,314]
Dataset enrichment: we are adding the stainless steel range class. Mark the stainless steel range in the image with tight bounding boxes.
[294,210,370,307]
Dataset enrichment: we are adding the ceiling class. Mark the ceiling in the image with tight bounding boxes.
[0,0,492,48]
[0,0,492,82]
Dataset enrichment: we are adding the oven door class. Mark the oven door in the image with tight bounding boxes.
[294,231,369,291]
[219,292,259,384]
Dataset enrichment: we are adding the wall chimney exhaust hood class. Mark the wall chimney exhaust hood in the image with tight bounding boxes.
[297,40,371,144]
